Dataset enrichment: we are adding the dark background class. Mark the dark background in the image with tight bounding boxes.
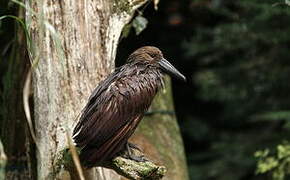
[116,0,290,179]
[2,0,290,179]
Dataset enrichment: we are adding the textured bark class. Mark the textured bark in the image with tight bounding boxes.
[26,0,147,179]
[130,77,189,180]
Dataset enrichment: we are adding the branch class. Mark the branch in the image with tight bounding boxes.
[110,156,166,180]
[57,148,166,180]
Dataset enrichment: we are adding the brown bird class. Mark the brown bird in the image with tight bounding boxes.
[73,46,186,167]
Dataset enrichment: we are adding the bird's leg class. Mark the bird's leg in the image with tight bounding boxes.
[123,142,147,162]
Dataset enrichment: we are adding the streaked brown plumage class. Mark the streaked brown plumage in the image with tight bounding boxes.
[73,46,186,167]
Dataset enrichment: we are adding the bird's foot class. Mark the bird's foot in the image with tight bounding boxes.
[127,154,148,162]
[127,142,143,152]
[121,142,148,162]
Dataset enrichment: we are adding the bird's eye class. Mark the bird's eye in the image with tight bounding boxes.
[149,53,156,58]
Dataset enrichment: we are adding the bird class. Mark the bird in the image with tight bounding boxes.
[73,46,186,167]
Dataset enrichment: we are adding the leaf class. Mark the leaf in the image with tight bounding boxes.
[121,24,132,39]
[23,70,38,146]
[256,157,279,174]
[255,149,269,158]
[277,144,290,159]
[0,15,31,42]
[66,131,85,180]
[0,15,34,63]
[132,15,148,35]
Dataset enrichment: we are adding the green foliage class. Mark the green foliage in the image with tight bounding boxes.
[122,15,148,38]
[182,0,290,179]
[184,1,290,122]
[255,142,290,180]
[132,15,148,35]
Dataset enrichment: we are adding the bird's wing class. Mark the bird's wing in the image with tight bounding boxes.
[72,64,158,150]
[72,67,122,136]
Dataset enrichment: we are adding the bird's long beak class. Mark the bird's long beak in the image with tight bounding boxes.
[158,58,186,81]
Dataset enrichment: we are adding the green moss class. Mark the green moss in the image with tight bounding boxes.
[54,148,72,170]
[112,0,132,14]
[112,156,166,180]
[47,148,78,179]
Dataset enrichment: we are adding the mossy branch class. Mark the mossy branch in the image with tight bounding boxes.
[56,148,166,180]
[111,156,166,180]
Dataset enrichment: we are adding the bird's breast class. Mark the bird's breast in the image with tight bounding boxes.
[112,68,164,111]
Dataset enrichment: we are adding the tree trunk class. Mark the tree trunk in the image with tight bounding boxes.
[26,0,188,179]
[27,0,147,179]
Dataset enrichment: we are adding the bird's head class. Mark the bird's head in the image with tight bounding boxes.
[128,46,186,81]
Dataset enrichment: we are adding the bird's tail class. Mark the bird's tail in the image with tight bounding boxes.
[79,135,127,167]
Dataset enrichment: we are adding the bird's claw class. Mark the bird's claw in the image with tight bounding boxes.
[127,142,143,152]
[127,154,148,162]
[121,142,148,162]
